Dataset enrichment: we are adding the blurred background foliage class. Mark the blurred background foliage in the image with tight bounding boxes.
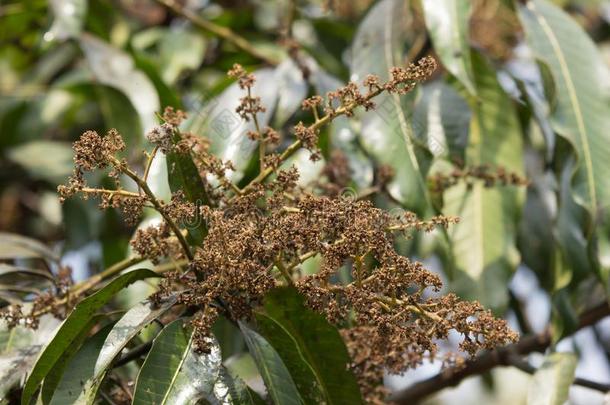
[3,0,610,403]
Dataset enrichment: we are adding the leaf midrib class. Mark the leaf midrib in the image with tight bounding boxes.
[261,313,329,404]
[160,330,194,405]
[527,1,597,210]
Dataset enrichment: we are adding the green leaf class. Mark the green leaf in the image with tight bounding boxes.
[54,295,178,402]
[255,287,362,404]
[215,366,266,405]
[422,0,476,95]
[351,0,431,213]
[95,85,143,145]
[48,323,113,405]
[79,33,160,132]
[0,233,60,263]
[166,137,209,245]
[21,269,160,405]
[526,352,577,405]
[519,0,610,229]
[133,52,182,110]
[47,0,87,41]
[556,157,594,285]
[0,263,54,281]
[517,174,557,289]
[238,320,303,405]
[158,28,206,85]
[443,53,524,311]
[40,315,103,405]
[412,81,471,161]
[94,297,176,376]
[7,141,74,185]
[133,319,232,405]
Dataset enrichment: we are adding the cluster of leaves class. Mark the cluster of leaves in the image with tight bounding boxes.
[2,0,610,404]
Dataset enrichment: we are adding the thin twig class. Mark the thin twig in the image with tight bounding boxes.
[81,188,142,198]
[248,86,266,171]
[143,146,159,185]
[275,258,294,286]
[113,341,153,369]
[236,86,386,197]
[30,257,188,319]
[108,155,193,261]
[154,0,280,66]
[29,256,144,318]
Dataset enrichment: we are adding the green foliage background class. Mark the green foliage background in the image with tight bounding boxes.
[2,0,610,403]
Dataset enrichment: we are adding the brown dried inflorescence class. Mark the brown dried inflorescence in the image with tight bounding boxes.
[149,173,515,400]
[429,164,530,193]
[47,58,520,403]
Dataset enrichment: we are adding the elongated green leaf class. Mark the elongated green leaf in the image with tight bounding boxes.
[7,141,74,185]
[351,0,431,213]
[47,0,87,41]
[527,352,576,405]
[443,53,524,311]
[80,33,160,131]
[519,0,610,226]
[94,297,176,378]
[39,315,103,404]
[47,296,180,403]
[95,85,143,146]
[255,288,362,404]
[133,319,230,405]
[0,233,59,263]
[21,269,160,405]
[0,264,53,281]
[556,157,594,284]
[412,81,471,161]
[209,366,266,405]
[422,0,475,95]
[238,321,303,405]
[166,137,209,245]
[517,173,556,289]
[48,324,113,405]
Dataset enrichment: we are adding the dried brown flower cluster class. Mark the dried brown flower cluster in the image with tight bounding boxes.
[42,58,520,402]
[0,266,74,328]
[228,63,266,121]
[429,164,530,193]
[146,175,515,401]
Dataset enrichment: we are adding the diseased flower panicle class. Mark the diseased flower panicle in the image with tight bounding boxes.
[236,95,266,121]
[430,164,530,193]
[72,129,125,171]
[145,123,174,153]
[227,63,255,89]
[294,121,321,161]
[42,57,524,403]
[386,56,438,94]
[302,95,323,112]
[162,106,187,126]
[130,222,180,265]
